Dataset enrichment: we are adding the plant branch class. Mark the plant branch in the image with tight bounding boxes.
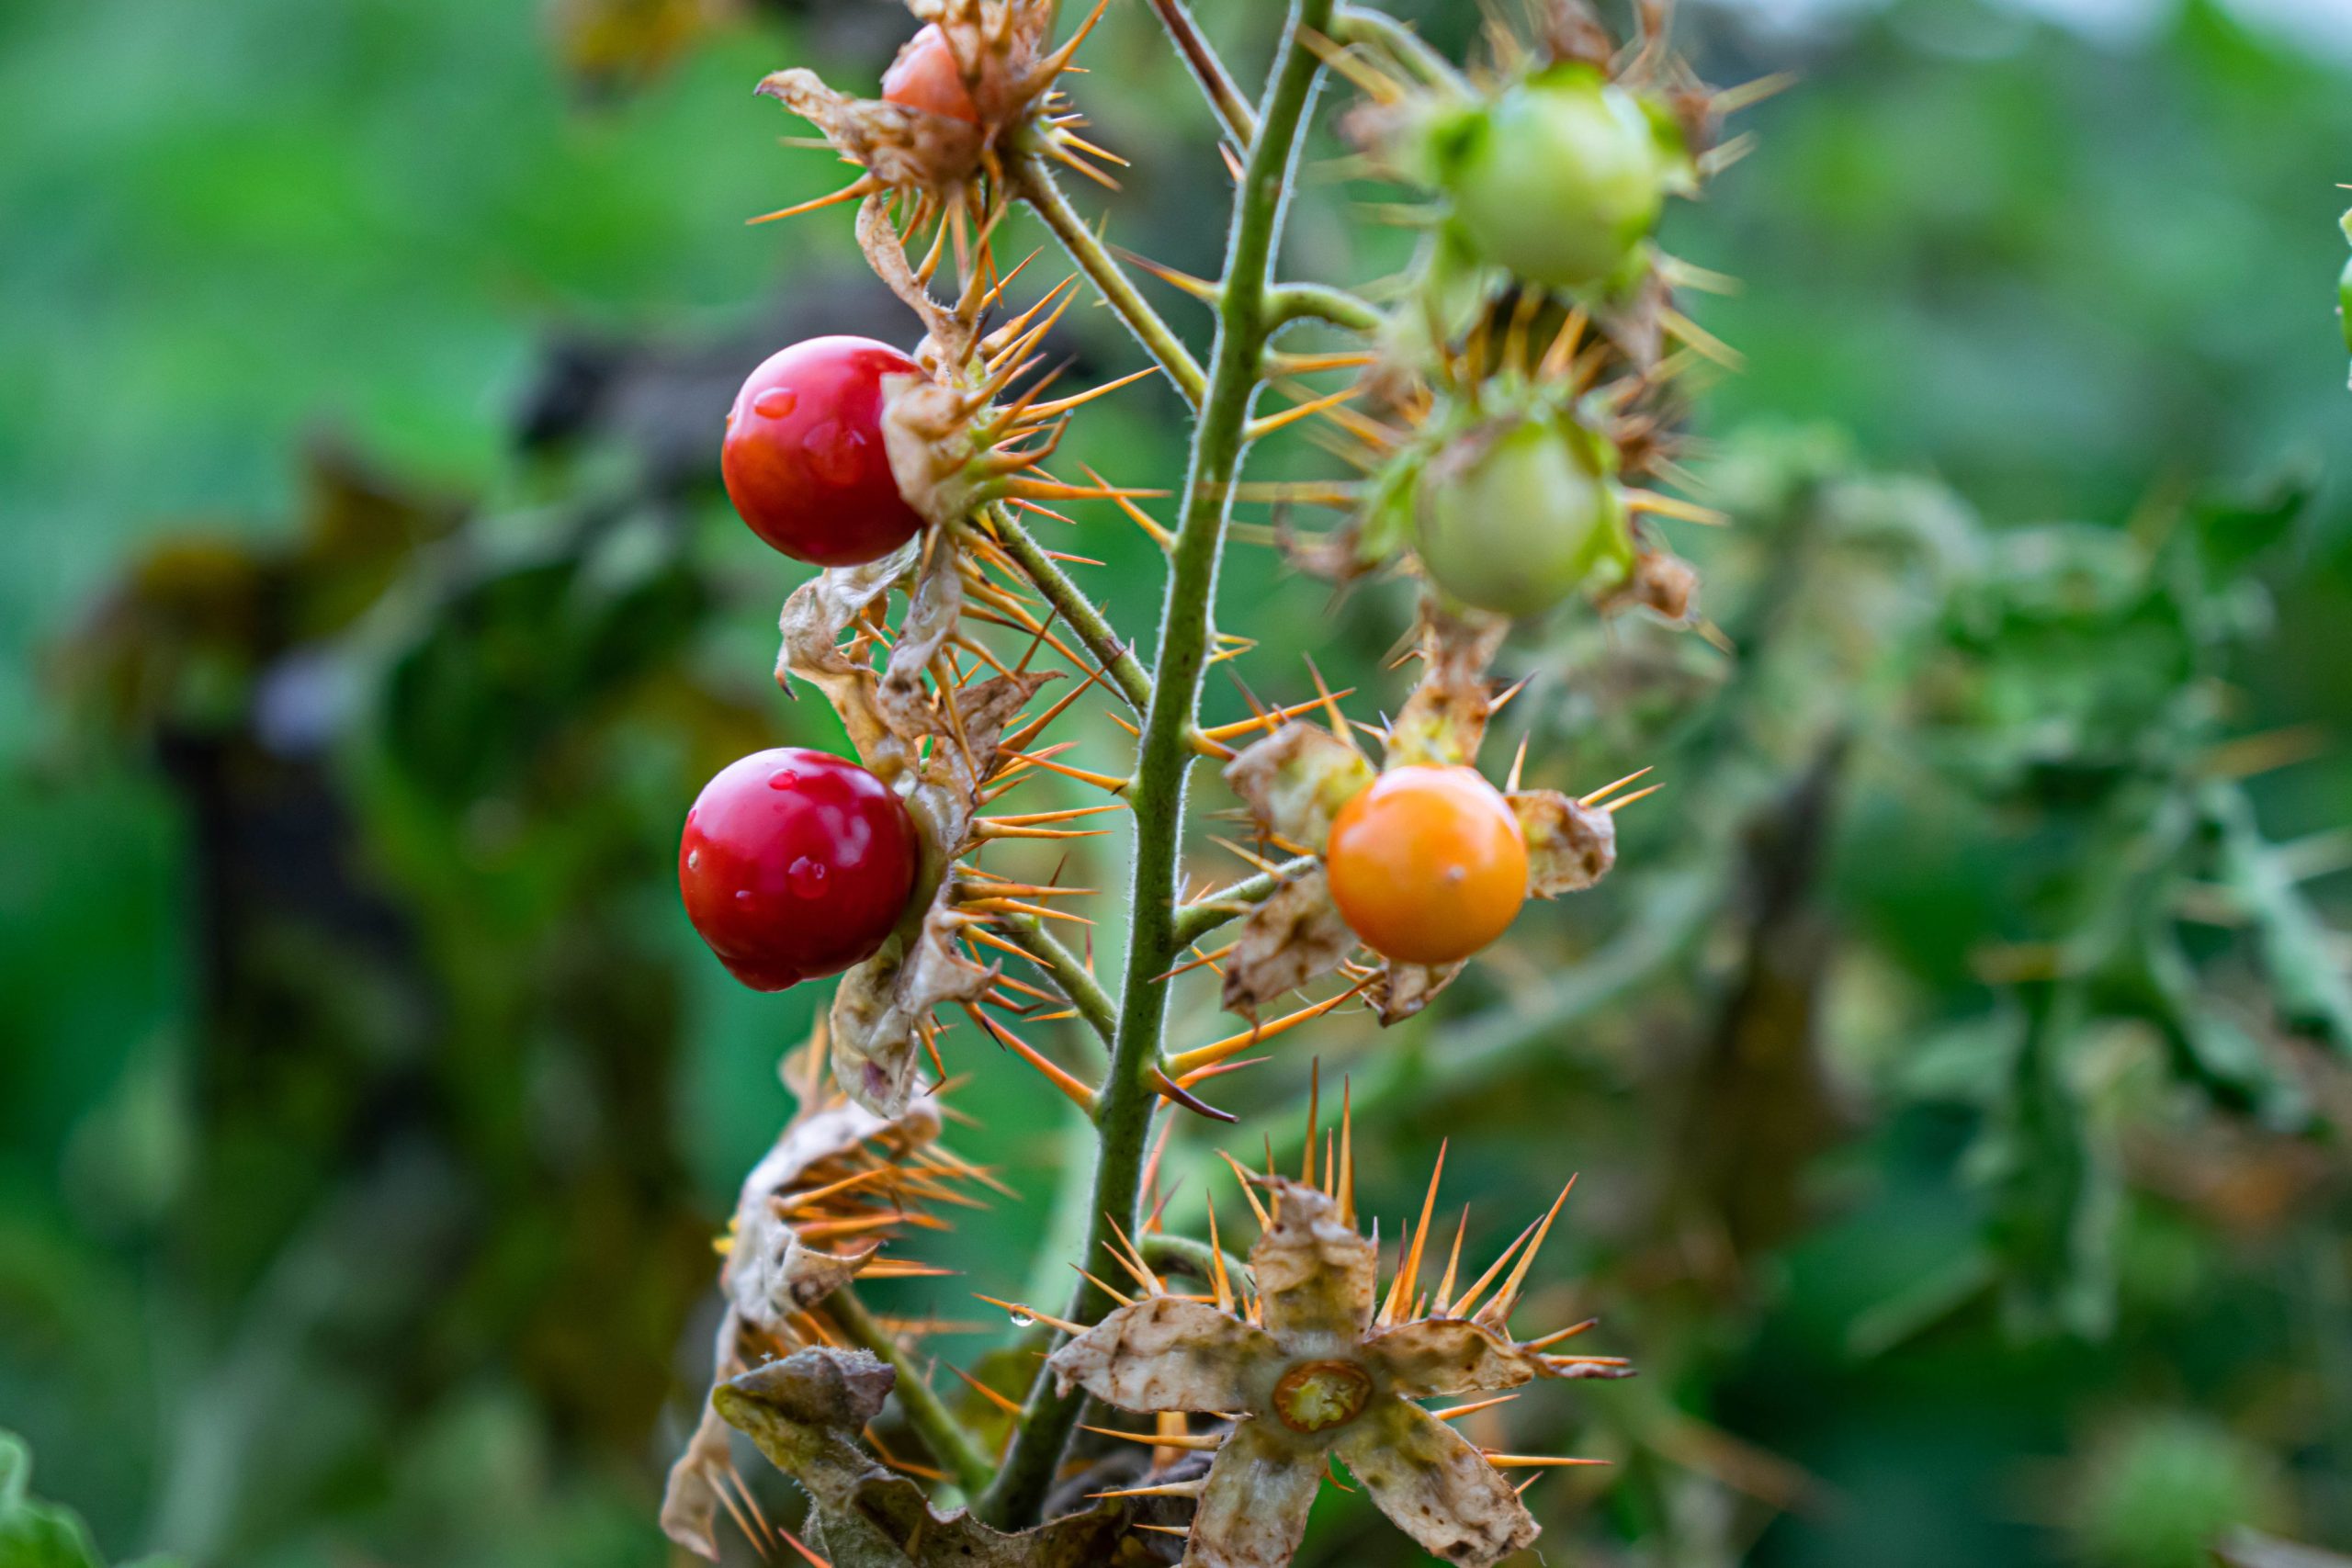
[1330,6,1473,94]
[826,1284,998,1496]
[989,507,1154,713]
[1139,1231,1254,1288]
[1267,281,1385,333]
[1171,855,1316,946]
[1012,153,1208,408]
[976,0,1334,1527]
[1145,0,1260,147]
[993,908,1119,1047]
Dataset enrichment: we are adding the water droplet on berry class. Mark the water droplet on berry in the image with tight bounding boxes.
[736,889,756,908]
[767,767,800,790]
[801,418,866,486]
[752,387,797,420]
[687,849,702,871]
[787,856,828,897]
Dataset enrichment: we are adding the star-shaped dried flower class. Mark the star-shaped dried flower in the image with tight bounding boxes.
[1036,1144,1630,1568]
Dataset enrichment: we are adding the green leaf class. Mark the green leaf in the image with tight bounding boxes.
[0,1432,105,1568]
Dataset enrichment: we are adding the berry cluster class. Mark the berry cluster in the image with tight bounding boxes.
[663,2,1764,1562]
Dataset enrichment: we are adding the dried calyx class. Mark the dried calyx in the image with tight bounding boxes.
[1003,1119,1629,1568]
[1216,595,1631,1022]
[662,1038,977,1559]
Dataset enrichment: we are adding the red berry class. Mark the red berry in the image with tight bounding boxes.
[882,24,980,125]
[722,336,928,568]
[679,748,922,991]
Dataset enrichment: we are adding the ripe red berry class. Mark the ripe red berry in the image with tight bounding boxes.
[679,748,922,991]
[882,24,980,125]
[722,336,929,568]
[1325,765,1529,965]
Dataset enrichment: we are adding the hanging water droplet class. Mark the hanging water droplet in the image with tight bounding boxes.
[1008,1310,1036,1328]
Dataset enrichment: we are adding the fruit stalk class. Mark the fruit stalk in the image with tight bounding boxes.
[975,0,1335,1524]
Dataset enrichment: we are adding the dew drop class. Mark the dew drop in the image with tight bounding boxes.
[752,386,798,420]
[735,888,756,906]
[787,855,829,897]
[767,767,800,790]
[686,849,702,872]
[1008,1311,1036,1328]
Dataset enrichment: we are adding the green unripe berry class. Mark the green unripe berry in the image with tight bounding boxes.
[1413,416,1632,618]
[1435,64,1670,290]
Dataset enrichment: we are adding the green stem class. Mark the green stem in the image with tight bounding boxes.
[974,0,1334,1527]
[993,907,1118,1047]
[1267,281,1385,333]
[1139,1231,1254,1289]
[826,1285,998,1496]
[989,507,1154,713]
[1331,6,1473,94]
[1171,854,1317,947]
[1145,0,1260,146]
[1012,154,1208,408]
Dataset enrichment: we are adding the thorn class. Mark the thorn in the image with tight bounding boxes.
[973,1294,1085,1337]
[960,1004,1100,1112]
[1152,1067,1239,1122]
[1169,979,1372,1081]
[1604,783,1663,815]
[1433,1393,1520,1422]
[1578,767,1653,807]
[1079,1423,1225,1452]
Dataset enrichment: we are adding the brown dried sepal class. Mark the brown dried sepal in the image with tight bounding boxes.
[713,1348,1135,1568]
[1510,789,1617,897]
[777,538,1056,1115]
[1222,722,1374,853]
[1599,544,1700,625]
[1364,959,1464,1025]
[1046,1178,1623,1568]
[757,68,985,192]
[1222,864,1357,1014]
[1385,593,1509,769]
[662,1085,945,1559]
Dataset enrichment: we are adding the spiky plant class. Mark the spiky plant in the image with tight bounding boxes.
[664,3,1770,1563]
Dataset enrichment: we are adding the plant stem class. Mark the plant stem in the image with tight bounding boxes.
[1145,0,1260,146]
[1267,281,1385,333]
[990,507,1154,713]
[974,0,1334,1527]
[1330,6,1474,94]
[826,1284,998,1496]
[1012,154,1208,408]
[993,907,1119,1047]
[1139,1231,1254,1288]
[1171,854,1317,946]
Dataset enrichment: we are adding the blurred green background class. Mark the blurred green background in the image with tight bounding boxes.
[3,0,2348,1564]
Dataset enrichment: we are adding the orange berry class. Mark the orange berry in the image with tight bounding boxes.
[1324,765,1529,966]
[881,24,980,125]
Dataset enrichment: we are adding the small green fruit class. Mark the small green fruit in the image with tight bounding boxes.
[1436,64,1669,290]
[1414,417,1632,618]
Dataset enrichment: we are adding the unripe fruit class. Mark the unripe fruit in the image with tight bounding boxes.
[1414,417,1632,618]
[722,336,928,568]
[1325,766,1529,965]
[680,748,921,991]
[882,24,980,125]
[1437,64,1668,290]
